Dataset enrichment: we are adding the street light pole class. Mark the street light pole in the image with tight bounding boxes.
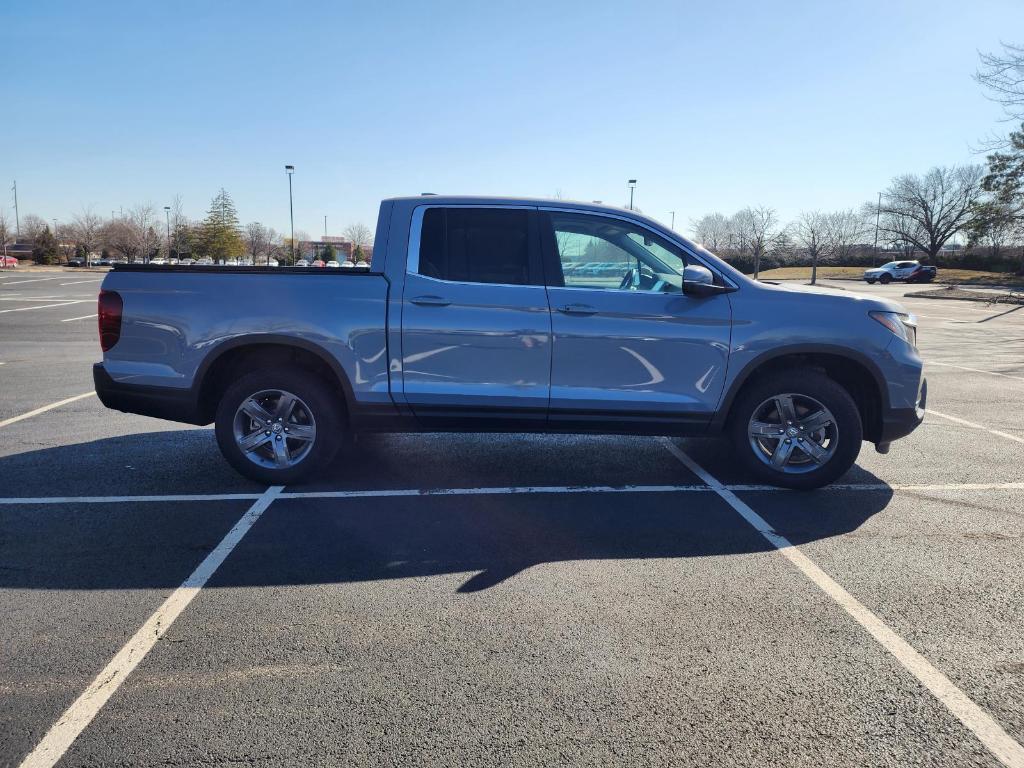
[164,206,171,263]
[669,211,676,230]
[285,165,295,264]
[872,191,882,267]
[324,215,327,238]
[628,179,637,211]
[11,180,19,237]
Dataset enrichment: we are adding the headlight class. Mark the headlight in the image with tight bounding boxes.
[870,310,917,346]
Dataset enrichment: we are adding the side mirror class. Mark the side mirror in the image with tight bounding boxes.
[683,264,731,296]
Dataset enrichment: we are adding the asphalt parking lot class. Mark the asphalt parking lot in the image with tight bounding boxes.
[2,270,1023,767]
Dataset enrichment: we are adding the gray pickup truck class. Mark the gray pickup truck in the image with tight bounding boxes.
[94,196,926,489]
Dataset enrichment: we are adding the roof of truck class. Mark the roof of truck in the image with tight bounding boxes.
[384,194,636,214]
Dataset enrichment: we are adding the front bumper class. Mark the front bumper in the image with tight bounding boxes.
[878,376,927,445]
[93,363,207,425]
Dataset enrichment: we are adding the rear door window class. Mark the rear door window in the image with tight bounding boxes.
[417,208,539,286]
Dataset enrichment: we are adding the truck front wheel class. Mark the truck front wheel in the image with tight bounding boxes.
[728,370,862,489]
[215,367,343,485]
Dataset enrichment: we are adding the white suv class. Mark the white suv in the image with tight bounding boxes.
[864,260,928,284]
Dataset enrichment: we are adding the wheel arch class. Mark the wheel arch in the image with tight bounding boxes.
[715,345,888,443]
[194,335,354,425]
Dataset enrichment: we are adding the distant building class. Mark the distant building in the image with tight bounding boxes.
[300,236,373,263]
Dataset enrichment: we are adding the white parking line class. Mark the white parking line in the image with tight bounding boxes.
[2,481,1023,506]
[0,392,95,429]
[59,280,102,286]
[16,485,284,768]
[928,361,1024,383]
[0,300,90,314]
[0,276,66,286]
[927,409,1024,445]
[660,439,1024,768]
[61,313,97,322]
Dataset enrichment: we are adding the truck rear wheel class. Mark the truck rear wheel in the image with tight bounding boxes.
[728,370,862,490]
[215,367,342,485]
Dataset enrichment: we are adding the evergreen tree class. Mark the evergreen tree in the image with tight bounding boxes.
[353,244,365,264]
[324,243,336,261]
[200,188,245,262]
[32,227,59,265]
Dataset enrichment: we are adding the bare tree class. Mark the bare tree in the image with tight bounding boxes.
[976,42,1024,124]
[792,211,830,284]
[103,205,161,262]
[690,212,732,253]
[870,166,985,261]
[245,222,270,262]
[731,206,782,278]
[20,214,48,240]
[827,209,870,265]
[0,210,11,256]
[343,222,373,248]
[55,223,77,263]
[71,208,103,265]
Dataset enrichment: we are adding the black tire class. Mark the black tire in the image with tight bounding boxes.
[728,370,862,490]
[865,278,876,284]
[879,273,892,284]
[215,367,343,485]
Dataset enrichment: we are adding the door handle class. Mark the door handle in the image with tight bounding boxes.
[410,295,451,307]
[558,303,598,316]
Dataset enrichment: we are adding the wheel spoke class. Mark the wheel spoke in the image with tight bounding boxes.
[749,420,782,438]
[272,437,290,467]
[241,399,274,424]
[774,395,797,424]
[275,392,297,421]
[238,430,271,453]
[797,438,828,464]
[798,409,832,433]
[287,424,315,442]
[770,439,795,467]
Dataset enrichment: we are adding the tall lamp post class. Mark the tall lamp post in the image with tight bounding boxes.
[628,179,637,211]
[164,206,171,263]
[12,180,19,237]
[285,165,295,264]
[669,211,676,230]
[872,191,882,267]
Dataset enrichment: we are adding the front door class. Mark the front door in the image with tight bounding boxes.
[541,210,732,430]
[400,206,551,426]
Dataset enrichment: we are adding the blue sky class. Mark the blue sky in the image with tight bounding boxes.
[2,0,1021,238]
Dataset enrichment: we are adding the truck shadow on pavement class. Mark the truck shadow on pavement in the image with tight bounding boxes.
[0,431,895,593]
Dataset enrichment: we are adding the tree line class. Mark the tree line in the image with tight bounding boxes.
[0,188,374,266]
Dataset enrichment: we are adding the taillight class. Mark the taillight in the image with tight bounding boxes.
[98,290,123,351]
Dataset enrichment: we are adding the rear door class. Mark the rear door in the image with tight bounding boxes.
[400,206,551,426]
[541,210,732,430]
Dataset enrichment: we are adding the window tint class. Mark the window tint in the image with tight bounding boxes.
[548,212,688,293]
[418,208,532,285]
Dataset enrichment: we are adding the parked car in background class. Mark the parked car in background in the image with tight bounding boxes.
[1,255,18,268]
[311,259,326,267]
[67,259,85,267]
[341,260,355,268]
[295,259,310,267]
[195,257,214,266]
[863,260,934,285]
[326,260,341,268]
[94,195,927,490]
[906,264,937,283]
[267,258,279,267]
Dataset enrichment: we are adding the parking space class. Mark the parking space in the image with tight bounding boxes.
[2,275,1024,767]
